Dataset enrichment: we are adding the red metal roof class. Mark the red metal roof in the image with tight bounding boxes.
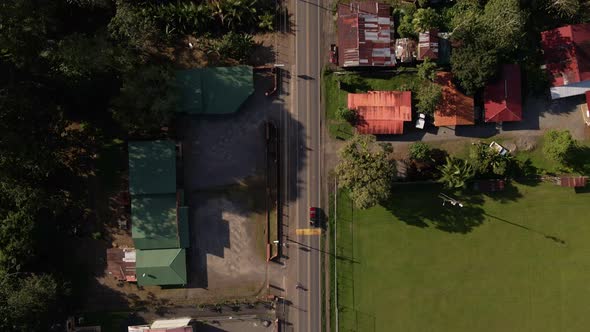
[541,23,590,87]
[484,64,522,123]
[337,2,395,67]
[348,91,412,134]
[434,72,474,126]
[560,176,587,187]
[418,29,439,60]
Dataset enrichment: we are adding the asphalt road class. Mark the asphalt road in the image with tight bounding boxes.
[284,0,323,330]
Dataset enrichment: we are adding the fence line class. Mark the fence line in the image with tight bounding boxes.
[334,177,339,332]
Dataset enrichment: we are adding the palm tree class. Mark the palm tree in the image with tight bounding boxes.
[258,11,274,31]
[438,156,474,189]
[211,0,258,30]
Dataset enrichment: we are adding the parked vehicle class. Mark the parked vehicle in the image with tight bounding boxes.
[330,44,338,65]
[489,141,509,156]
[309,207,319,227]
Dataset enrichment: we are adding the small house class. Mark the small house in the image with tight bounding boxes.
[484,64,522,123]
[540,23,590,99]
[128,140,189,286]
[417,29,439,61]
[348,91,412,134]
[434,72,474,127]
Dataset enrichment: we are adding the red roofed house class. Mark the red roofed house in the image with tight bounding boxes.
[541,23,590,99]
[418,29,439,61]
[337,2,395,67]
[484,64,522,123]
[434,72,474,127]
[348,91,412,134]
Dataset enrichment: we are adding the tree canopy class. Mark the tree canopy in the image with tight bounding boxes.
[449,0,525,94]
[412,8,441,33]
[0,272,61,332]
[417,57,437,82]
[415,81,442,116]
[111,65,179,134]
[543,130,576,163]
[336,135,396,209]
[0,0,280,329]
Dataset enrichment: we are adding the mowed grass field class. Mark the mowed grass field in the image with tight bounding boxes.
[335,182,590,332]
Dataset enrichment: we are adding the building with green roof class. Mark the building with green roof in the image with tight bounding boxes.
[128,140,177,195]
[128,140,189,286]
[131,194,189,249]
[136,248,187,286]
[176,66,254,114]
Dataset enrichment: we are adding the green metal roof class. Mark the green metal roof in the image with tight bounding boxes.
[136,248,187,286]
[128,141,176,195]
[176,66,254,114]
[131,194,180,250]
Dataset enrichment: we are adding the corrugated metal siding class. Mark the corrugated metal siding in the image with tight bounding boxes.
[395,38,416,63]
[107,248,136,281]
[560,176,587,187]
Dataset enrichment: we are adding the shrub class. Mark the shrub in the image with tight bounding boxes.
[543,129,576,163]
[336,107,357,123]
[409,142,432,161]
[417,57,437,81]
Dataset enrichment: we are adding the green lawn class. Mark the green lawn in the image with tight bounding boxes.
[335,182,590,332]
[324,70,420,139]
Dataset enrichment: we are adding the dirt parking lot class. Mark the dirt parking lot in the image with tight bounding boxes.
[178,72,283,295]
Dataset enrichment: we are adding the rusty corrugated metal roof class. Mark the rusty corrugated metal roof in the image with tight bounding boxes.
[434,72,474,126]
[337,2,395,67]
[348,91,412,134]
[418,29,439,60]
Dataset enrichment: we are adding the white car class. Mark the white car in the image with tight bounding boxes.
[415,113,426,129]
[489,141,509,156]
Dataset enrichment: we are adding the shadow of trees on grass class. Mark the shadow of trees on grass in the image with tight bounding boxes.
[383,182,524,234]
[383,184,485,233]
[565,145,590,175]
